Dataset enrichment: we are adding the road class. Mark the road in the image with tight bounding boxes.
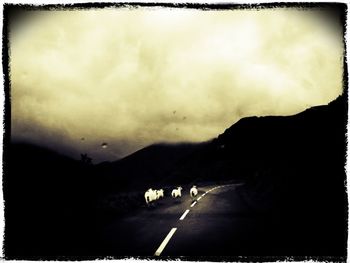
[94,183,283,258]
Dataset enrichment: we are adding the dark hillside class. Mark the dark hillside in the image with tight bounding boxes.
[95,142,208,191]
[94,95,347,198]
[212,94,348,256]
[150,94,347,257]
[167,94,347,185]
[4,143,98,258]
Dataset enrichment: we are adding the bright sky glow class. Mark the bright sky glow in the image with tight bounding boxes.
[9,7,344,162]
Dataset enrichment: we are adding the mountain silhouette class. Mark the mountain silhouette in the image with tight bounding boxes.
[4,93,347,258]
[4,143,98,258]
[92,94,347,256]
[102,94,346,189]
[211,94,347,256]
[95,142,209,191]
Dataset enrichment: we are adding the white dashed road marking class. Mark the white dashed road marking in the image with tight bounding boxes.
[154,184,233,256]
[179,209,190,220]
[154,228,177,256]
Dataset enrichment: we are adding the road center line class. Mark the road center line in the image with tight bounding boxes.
[197,196,202,201]
[154,228,177,256]
[179,209,190,220]
[190,201,197,207]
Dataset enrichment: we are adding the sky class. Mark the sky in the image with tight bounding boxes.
[9,5,345,163]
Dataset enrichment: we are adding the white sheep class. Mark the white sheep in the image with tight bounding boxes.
[171,186,182,198]
[156,189,164,199]
[190,185,198,198]
[145,188,157,205]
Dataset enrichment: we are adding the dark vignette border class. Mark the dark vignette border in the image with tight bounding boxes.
[1,2,349,10]
[2,2,348,262]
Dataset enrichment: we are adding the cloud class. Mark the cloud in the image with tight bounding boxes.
[9,7,344,162]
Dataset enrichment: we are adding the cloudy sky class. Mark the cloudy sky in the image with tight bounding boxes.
[9,6,344,163]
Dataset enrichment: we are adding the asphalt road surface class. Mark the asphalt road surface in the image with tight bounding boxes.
[94,183,283,258]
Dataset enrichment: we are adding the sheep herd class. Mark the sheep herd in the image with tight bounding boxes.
[145,186,198,206]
